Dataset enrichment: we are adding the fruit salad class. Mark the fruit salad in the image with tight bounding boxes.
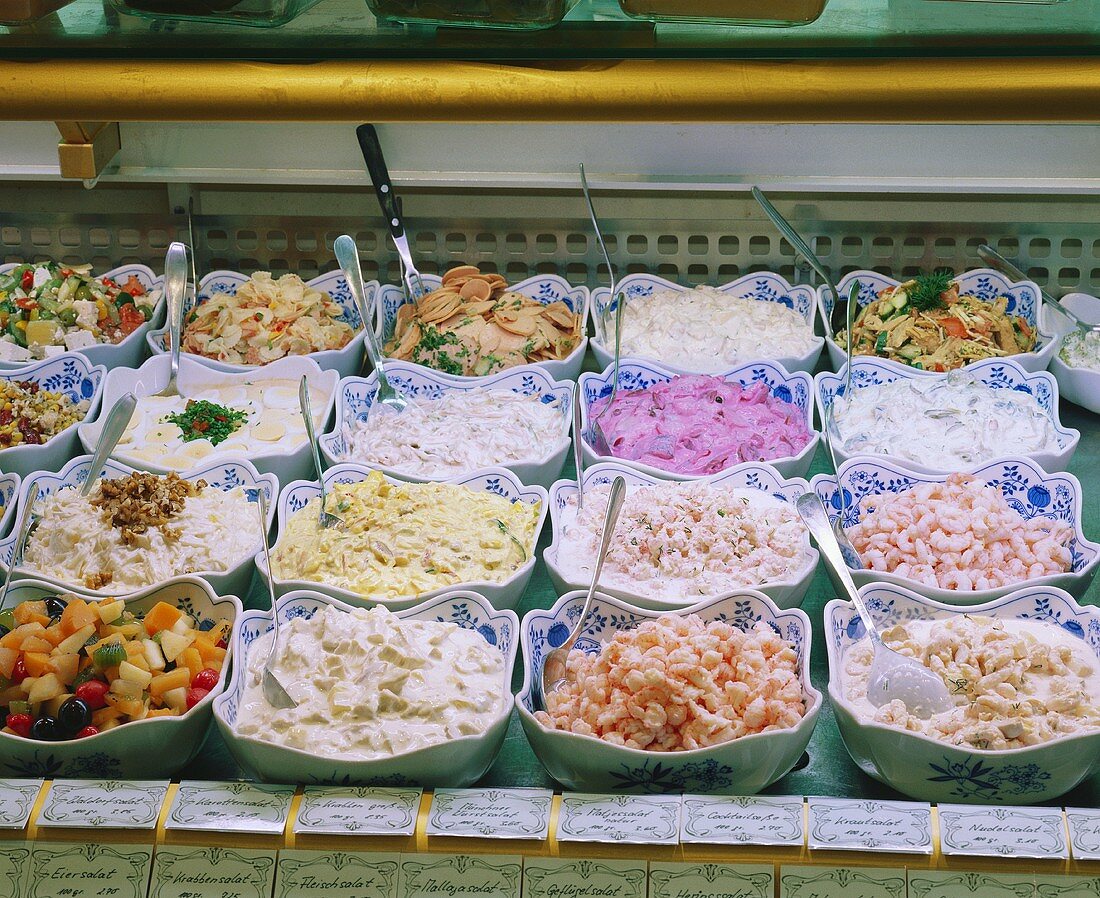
[0,594,230,742]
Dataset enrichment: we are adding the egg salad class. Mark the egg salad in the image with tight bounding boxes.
[271,471,540,599]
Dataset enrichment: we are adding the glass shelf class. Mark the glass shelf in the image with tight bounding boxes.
[1,0,1099,60]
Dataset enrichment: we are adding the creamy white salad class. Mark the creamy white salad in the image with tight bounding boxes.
[235,604,506,759]
[606,286,818,372]
[1060,329,1100,372]
[831,372,1063,470]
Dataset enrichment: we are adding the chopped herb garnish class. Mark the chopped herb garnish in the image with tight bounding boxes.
[163,399,247,446]
[908,270,955,312]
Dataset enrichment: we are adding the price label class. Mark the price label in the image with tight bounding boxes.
[907,871,1039,898]
[398,854,521,898]
[1066,807,1100,861]
[427,789,552,840]
[149,845,276,898]
[39,780,169,830]
[0,841,30,898]
[780,866,905,898]
[0,779,43,829]
[937,804,1067,859]
[556,794,681,845]
[680,795,803,846]
[294,787,421,837]
[650,863,773,898]
[807,797,931,854]
[28,841,152,898]
[165,781,294,835]
[276,850,399,898]
[524,858,646,898]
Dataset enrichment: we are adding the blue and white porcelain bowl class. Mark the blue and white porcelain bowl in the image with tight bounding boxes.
[319,361,572,489]
[544,461,819,611]
[214,589,518,787]
[0,353,106,478]
[376,274,589,383]
[591,272,824,375]
[815,357,1079,475]
[810,456,1100,605]
[260,463,548,611]
[3,455,277,599]
[146,268,375,377]
[817,269,1055,373]
[0,263,164,372]
[517,590,820,794]
[579,358,819,480]
[1047,292,1100,415]
[0,473,18,538]
[0,576,240,780]
[826,582,1100,804]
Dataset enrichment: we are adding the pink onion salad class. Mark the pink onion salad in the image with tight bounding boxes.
[588,375,811,475]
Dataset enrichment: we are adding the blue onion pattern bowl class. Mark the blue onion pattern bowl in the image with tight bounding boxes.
[1047,292,1100,415]
[262,463,548,611]
[817,269,1055,373]
[0,576,240,780]
[4,455,277,599]
[826,582,1100,804]
[579,357,819,480]
[319,360,571,488]
[815,356,1079,475]
[810,456,1100,605]
[214,588,518,787]
[147,268,374,377]
[591,271,824,375]
[544,460,818,611]
[0,472,18,539]
[376,274,589,383]
[0,353,106,479]
[0,263,164,372]
[516,590,820,794]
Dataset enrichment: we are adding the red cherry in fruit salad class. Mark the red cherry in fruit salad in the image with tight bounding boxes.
[185,687,209,710]
[5,713,31,739]
[10,659,27,685]
[75,726,99,739]
[191,668,219,692]
[74,680,109,710]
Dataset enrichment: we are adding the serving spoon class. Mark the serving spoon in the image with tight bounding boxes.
[256,490,296,710]
[592,293,625,458]
[579,163,617,345]
[537,475,626,711]
[80,392,137,497]
[797,492,953,719]
[152,241,188,399]
[299,375,343,531]
[0,486,40,611]
[572,380,585,512]
[820,401,864,570]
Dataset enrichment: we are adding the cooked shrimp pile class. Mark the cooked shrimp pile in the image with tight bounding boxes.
[848,473,1072,591]
[535,615,805,751]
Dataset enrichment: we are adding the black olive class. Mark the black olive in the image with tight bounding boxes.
[57,698,91,735]
[30,716,60,741]
[43,596,68,619]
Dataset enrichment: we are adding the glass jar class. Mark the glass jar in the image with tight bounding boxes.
[365,0,578,29]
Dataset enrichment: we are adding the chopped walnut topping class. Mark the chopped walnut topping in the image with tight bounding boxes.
[84,571,113,590]
[90,472,206,546]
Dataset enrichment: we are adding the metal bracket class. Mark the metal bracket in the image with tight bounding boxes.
[54,121,121,182]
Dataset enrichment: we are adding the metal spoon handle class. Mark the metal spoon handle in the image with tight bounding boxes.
[186,197,199,303]
[0,487,40,610]
[610,291,624,399]
[81,392,137,497]
[978,243,1091,331]
[579,164,616,342]
[335,235,391,394]
[843,280,859,397]
[298,375,327,508]
[572,380,584,511]
[164,242,188,385]
[796,492,881,647]
[256,489,278,612]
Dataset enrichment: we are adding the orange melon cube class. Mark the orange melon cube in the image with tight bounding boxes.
[0,647,17,679]
[143,602,181,636]
[145,707,178,719]
[59,599,98,636]
[91,706,123,727]
[149,667,190,698]
[2,622,44,650]
[22,652,52,678]
[13,601,48,627]
[19,635,53,655]
[179,647,204,680]
[193,638,226,665]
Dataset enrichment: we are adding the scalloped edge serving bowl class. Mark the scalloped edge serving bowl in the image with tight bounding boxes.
[3,455,277,599]
[544,460,819,611]
[213,588,518,787]
[0,263,164,372]
[375,273,590,383]
[0,473,18,538]
[319,361,572,489]
[0,576,241,780]
[1047,292,1100,415]
[810,456,1100,605]
[817,269,1056,373]
[579,357,819,481]
[76,354,338,487]
[259,463,548,611]
[826,581,1100,804]
[516,589,821,794]
[590,272,824,375]
[146,268,377,377]
[0,353,106,479]
[814,356,1080,475]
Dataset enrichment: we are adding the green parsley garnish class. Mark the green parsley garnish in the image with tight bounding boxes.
[412,324,463,376]
[163,399,247,446]
[907,270,955,312]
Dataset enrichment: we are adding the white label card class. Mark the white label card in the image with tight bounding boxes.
[427,789,552,840]
[294,787,422,837]
[556,793,681,845]
[28,841,152,898]
[938,803,1068,859]
[0,841,30,898]
[1066,807,1100,861]
[908,871,1037,898]
[780,866,906,898]
[38,779,170,830]
[277,850,400,898]
[807,797,932,854]
[650,862,774,898]
[149,845,277,898]
[524,858,647,898]
[680,794,804,846]
[165,780,295,834]
[0,779,42,829]
[398,853,522,898]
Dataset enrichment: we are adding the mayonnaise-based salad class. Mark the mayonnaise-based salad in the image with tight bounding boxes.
[606,286,818,372]
[338,388,566,478]
[1059,329,1100,372]
[236,604,506,760]
[831,371,1063,470]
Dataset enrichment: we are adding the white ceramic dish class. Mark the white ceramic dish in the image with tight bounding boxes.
[319,361,571,489]
[4,455,276,599]
[815,356,1079,475]
[0,576,240,779]
[260,463,548,611]
[146,268,377,377]
[590,271,824,375]
[817,268,1056,373]
[517,589,820,793]
[0,473,18,538]
[826,582,1100,804]
[214,588,518,786]
[76,354,338,486]
[544,460,818,611]
[0,263,164,371]
[1048,292,1100,415]
[810,455,1100,605]
[375,273,589,383]
[578,357,819,481]
[0,353,106,479]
